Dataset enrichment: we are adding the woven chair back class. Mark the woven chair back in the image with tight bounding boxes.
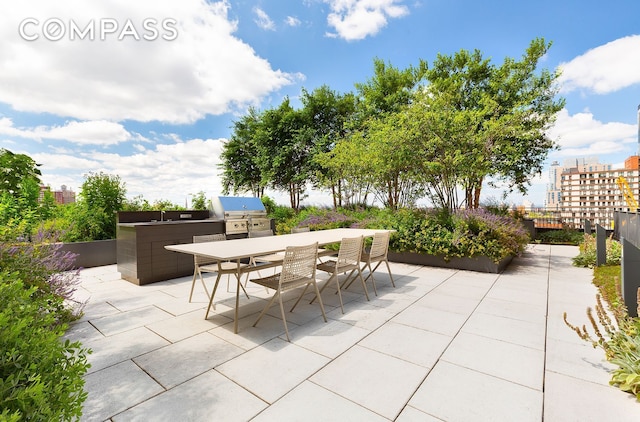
[193,233,226,266]
[280,242,318,286]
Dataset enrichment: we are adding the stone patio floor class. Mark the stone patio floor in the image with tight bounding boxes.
[65,244,640,421]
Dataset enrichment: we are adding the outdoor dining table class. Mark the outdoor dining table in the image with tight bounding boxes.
[165,227,390,334]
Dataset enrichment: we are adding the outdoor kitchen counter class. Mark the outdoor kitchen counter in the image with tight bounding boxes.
[117,217,225,285]
[118,219,224,227]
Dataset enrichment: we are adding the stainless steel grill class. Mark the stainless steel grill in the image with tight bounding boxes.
[212,196,272,236]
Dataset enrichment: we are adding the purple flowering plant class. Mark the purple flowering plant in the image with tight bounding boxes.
[0,224,85,322]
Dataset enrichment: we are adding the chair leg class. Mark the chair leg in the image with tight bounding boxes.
[361,261,376,284]
[340,268,359,290]
[290,283,311,312]
[278,294,290,342]
[357,267,371,300]
[190,267,210,303]
[189,269,198,302]
[200,271,211,299]
[363,263,377,294]
[312,281,328,322]
[254,290,279,327]
[310,274,334,304]
[334,273,345,313]
[384,259,396,287]
[205,273,223,319]
[226,272,250,299]
[237,273,251,299]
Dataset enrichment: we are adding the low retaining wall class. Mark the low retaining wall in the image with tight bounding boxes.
[387,251,513,273]
[59,239,117,269]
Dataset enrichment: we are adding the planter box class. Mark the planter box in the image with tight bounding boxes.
[387,251,513,273]
[59,239,117,269]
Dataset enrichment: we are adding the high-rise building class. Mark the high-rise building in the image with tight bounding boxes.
[545,157,612,210]
[558,157,639,229]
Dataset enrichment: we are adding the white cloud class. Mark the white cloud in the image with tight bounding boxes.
[547,108,637,156]
[254,7,276,30]
[559,35,640,94]
[324,0,409,41]
[0,0,298,124]
[0,118,132,145]
[34,137,225,203]
[285,16,301,27]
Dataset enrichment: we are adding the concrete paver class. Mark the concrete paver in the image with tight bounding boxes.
[66,244,640,421]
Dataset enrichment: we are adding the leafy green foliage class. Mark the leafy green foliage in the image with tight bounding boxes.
[386,208,529,262]
[0,274,90,420]
[536,228,584,245]
[0,148,42,195]
[273,206,528,263]
[190,191,208,210]
[0,227,85,322]
[79,172,126,239]
[572,234,621,268]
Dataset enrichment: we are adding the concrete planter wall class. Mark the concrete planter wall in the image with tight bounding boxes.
[387,251,513,273]
[58,239,117,269]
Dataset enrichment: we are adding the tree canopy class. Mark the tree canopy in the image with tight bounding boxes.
[0,148,42,196]
[220,38,564,212]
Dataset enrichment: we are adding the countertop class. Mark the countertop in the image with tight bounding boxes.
[118,219,224,227]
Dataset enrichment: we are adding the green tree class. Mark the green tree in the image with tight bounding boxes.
[424,38,564,208]
[0,148,42,195]
[190,191,208,210]
[299,85,357,208]
[324,59,427,209]
[354,58,427,119]
[253,98,313,210]
[221,108,265,197]
[79,172,126,239]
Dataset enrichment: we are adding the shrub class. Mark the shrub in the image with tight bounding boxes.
[536,228,584,245]
[0,274,91,420]
[0,226,85,323]
[274,206,529,263]
[572,234,621,268]
[385,208,529,262]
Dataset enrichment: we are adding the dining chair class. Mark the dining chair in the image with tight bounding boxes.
[344,230,395,296]
[190,233,225,302]
[247,229,284,279]
[204,256,253,319]
[190,234,250,308]
[309,235,368,314]
[248,242,327,342]
[291,226,333,260]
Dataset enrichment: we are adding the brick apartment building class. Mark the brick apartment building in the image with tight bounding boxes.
[553,156,640,230]
[40,184,76,204]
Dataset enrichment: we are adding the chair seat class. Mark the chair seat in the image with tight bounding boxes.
[360,252,384,262]
[317,260,358,273]
[316,260,337,273]
[317,248,336,257]
[250,273,316,291]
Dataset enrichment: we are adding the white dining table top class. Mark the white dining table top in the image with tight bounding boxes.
[165,228,389,261]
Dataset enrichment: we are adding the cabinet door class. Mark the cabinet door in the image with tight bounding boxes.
[151,240,179,280]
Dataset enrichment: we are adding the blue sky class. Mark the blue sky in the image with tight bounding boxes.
[1,0,640,208]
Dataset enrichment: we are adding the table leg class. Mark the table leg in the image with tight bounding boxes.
[234,259,241,334]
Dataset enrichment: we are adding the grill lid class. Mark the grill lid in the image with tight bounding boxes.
[212,196,266,218]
